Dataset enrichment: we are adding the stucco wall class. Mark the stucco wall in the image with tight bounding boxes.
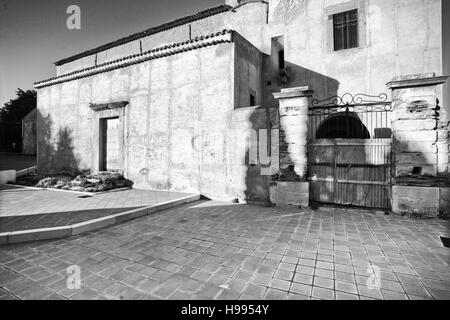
[228,0,442,103]
[234,33,264,108]
[57,0,443,114]
[38,39,274,202]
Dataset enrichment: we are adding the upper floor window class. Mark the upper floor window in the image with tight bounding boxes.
[333,9,358,51]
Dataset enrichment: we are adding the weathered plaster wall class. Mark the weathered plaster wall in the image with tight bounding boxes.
[226,0,442,116]
[231,0,442,105]
[39,39,273,202]
[234,33,264,108]
[229,105,279,203]
[57,0,443,109]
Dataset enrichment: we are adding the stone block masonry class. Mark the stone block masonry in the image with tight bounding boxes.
[388,74,449,178]
[388,74,450,217]
[270,86,312,207]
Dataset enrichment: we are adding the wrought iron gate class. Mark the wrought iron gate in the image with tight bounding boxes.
[308,93,393,209]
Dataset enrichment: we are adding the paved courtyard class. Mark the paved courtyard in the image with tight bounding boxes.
[0,185,191,232]
[0,200,449,300]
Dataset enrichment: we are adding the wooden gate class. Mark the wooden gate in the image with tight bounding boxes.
[308,93,392,209]
[309,139,391,209]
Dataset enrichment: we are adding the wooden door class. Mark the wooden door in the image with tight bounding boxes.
[308,139,392,209]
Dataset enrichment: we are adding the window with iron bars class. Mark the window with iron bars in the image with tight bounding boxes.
[333,9,358,51]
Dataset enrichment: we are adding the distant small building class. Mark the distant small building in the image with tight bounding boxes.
[22,108,36,155]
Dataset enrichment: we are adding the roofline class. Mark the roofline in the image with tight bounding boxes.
[35,30,236,89]
[54,4,232,66]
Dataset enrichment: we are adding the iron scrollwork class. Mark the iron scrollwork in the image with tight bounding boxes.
[312,93,389,108]
[310,93,392,115]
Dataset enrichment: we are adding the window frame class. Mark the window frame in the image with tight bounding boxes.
[325,0,366,53]
[333,9,359,51]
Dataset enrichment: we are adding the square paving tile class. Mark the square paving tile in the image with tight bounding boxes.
[312,287,335,300]
[1,199,449,301]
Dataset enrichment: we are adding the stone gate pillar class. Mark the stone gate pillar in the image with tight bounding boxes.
[387,73,450,218]
[270,86,313,207]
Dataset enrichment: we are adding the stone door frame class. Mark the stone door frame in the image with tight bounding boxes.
[89,102,127,174]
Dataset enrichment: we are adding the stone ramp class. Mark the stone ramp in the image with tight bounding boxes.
[0,185,200,245]
[0,207,145,232]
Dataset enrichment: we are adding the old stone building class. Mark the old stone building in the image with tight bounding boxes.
[34,0,450,216]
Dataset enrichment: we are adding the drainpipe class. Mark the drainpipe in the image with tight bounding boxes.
[230,0,269,24]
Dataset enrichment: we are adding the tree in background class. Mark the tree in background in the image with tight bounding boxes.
[0,89,37,152]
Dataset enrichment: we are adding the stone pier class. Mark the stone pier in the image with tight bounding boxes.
[387,74,450,218]
[270,86,313,207]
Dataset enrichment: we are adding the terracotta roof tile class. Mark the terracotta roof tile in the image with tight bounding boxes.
[35,29,234,89]
[54,4,231,66]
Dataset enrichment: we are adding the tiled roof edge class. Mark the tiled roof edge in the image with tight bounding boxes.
[35,30,234,89]
[54,4,232,66]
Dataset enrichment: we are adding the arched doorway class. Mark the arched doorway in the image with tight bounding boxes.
[308,93,393,209]
[316,113,370,139]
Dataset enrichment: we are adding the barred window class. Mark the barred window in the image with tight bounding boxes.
[333,9,358,51]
